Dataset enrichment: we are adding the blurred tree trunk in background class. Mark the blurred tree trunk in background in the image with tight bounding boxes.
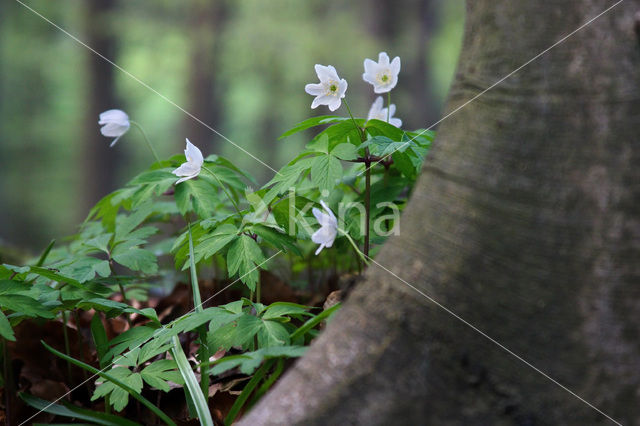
[240,1,640,424]
[83,0,121,214]
[182,0,227,150]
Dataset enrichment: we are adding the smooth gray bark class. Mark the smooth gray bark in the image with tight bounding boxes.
[240,1,640,425]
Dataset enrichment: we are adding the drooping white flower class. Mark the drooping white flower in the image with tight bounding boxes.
[367,96,402,128]
[362,52,401,94]
[172,139,204,184]
[311,200,338,255]
[304,65,348,111]
[99,109,131,147]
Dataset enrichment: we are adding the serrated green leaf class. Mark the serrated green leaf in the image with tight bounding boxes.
[0,294,54,319]
[141,359,183,392]
[250,224,301,256]
[92,367,143,412]
[331,143,358,160]
[310,154,342,192]
[112,247,157,274]
[174,178,220,219]
[262,302,311,320]
[226,235,265,291]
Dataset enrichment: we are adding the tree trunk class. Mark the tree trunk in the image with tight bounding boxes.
[240,1,640,425]
[83,0,121,213]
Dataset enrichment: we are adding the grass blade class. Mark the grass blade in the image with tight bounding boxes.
[170,336,213,426]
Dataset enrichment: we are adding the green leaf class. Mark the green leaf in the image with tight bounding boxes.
[250,224,301,256]
[42,341,175,425]
[0,310,15,341]
[92,367,143,412]
[20,393,139,426]
[310,154,342,192]
[0,294,54,319]
[226,235,266,291]
[91,313,109,367]
[209,346,307,376]
[192,223,238,269]
[171,336,214,426]
[365,119,405,141]
[262,302,311,320]
[112,247,157,275]
[141,359,184,392]
[278,115,346,139]
[257,320,289,347]
[331,143,358,160]
[174,178,220,219]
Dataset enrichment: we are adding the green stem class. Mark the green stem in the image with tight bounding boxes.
[61,311,73,383]
[202,165,242,218]
[130,120,161,163]
[187,223,210,403]
[338,228,369,265]
[342,99,365,141]
[364,156,371,259]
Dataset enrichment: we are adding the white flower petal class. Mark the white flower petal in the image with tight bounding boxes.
[378,52,390,66]
[305,83,324,96]
[100,122,130,137]
[363,58,377,76]
[389,117,402,128]
[109,135,122,148]
[367,97,384,121]
[184,139,204,165]
[338,79,348,98]
[327,97,342,111]
[319,201,337,224]
[314,243,326,255]
[390,56,401,75]
[99,109,129,125]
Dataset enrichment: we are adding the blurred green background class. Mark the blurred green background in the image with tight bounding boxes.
[0,0,464,251]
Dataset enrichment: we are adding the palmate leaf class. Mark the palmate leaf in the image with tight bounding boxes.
[308,119,365,152]
[226,235,266,291]
[140,359,183,392]
[174,177,220,219]
[92,367,143,412]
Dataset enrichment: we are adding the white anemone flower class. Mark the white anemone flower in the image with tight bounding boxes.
[304,65,348,111]
[99,109,130,147]
[367,96,402,128]
[362,52,401,94]
[172,139,204,184]
[311,201,338,255]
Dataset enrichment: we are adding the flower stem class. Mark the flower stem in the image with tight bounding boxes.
[364,158,371,258]
[61,311,73,383]
[202,165,243,218]
[339,228,369,265]
[342,99,365,141]
[130,121,161,163]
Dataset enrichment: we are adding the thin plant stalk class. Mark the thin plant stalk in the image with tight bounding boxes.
[61,311,73,382]
[387,92,391,123]
[129,121,161,163]
[171,336,213,426]
[364,158,371,258]
[187,223,210,403]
